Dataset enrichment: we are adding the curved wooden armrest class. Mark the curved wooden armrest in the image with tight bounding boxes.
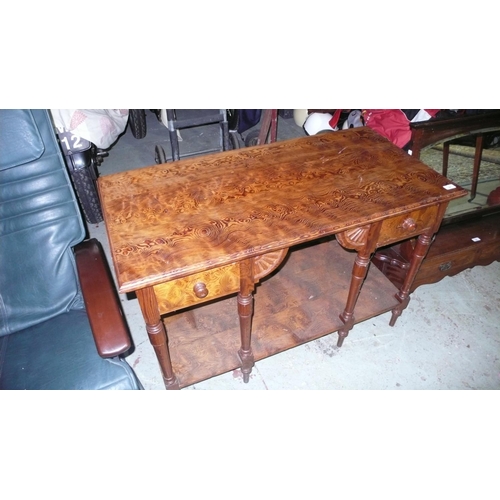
[409,110,500,158]
[74,238,132,358]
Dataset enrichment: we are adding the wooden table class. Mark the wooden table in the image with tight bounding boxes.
[373,111,500,292]
[98,128,467,389]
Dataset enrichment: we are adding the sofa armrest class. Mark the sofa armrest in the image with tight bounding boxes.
[74,238,132,358]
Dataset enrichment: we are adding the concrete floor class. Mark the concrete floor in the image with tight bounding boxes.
[88,111,500,390]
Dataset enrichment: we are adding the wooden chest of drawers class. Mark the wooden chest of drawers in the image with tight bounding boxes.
[373,212,500,292]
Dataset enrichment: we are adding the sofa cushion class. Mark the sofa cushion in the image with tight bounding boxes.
[0,110,45,172]
[0,308,142,390]
[0,109,85,336]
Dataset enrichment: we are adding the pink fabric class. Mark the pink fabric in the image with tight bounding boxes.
[69,110,88,130]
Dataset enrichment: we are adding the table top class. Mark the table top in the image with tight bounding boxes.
[98,127,467,293]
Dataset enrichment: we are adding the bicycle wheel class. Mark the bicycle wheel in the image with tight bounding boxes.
[155,144,167,164]
[129,109,147,139]
[244,129,260,147]
[229,131,243,150]
[70,162,103,224]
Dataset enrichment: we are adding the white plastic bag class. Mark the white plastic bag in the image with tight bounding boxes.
[50,109,129,149]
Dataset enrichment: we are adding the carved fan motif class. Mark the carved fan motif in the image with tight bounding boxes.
[336,225,370,250]
[254,249,288,280]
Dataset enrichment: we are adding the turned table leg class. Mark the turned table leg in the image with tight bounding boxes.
[469,135,484,202]
[237,258,255,382]
[389,232,433,327]
[136,287,180,390]
[338,250,372,347]
[442,141,450,178]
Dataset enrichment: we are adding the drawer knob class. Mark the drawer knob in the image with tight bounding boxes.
[439,261,452,272]
[193,282,209,298]
[402,217,416,231]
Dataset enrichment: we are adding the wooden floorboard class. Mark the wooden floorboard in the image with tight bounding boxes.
[163,237,400,388]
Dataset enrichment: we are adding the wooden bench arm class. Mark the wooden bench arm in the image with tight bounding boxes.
[74,238,132,358]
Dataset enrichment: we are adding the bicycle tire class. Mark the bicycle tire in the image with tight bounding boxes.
[244,129,260,147]
[70,165,103,224]
[129,109,147,139]
[229,131,243,150]
[155,144,167,164]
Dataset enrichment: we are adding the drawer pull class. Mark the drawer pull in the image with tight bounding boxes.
[439,262,452,272]
[402,217,417,231]
[193,282,209,298]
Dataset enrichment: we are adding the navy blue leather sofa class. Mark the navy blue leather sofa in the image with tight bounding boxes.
[0,109,142,389]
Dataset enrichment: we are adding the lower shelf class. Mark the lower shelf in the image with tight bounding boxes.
[163,237,401,389]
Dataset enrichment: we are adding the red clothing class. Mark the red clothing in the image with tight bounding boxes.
[363,109,439,148]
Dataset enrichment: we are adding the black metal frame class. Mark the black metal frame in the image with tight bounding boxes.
[165,109,230,161]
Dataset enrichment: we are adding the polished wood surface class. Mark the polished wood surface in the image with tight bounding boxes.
[165,237,401,389]
[373,212,500,293]
[74,239,132,358]
[410,110,500,205]
[409,110,500,158]
[98,128,467,388]
[374,111,500,292]
[99,128,465,293]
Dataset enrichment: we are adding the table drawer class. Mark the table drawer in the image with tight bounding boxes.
[377,205,439,247]
[154,263,240,315]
